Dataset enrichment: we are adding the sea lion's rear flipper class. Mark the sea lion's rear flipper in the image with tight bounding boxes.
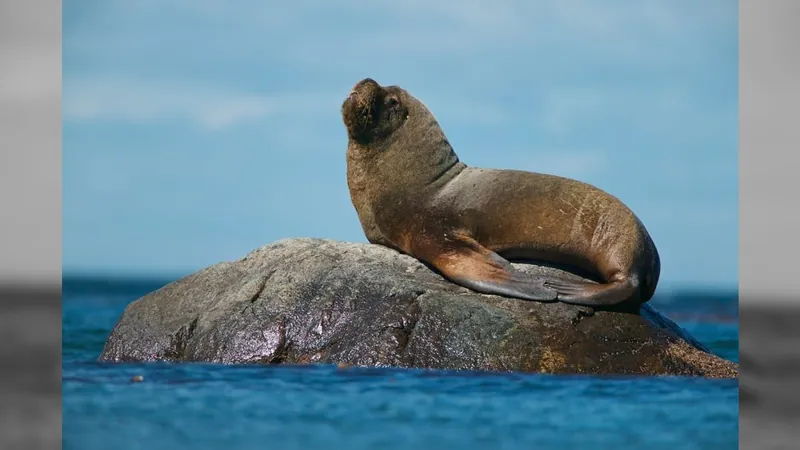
[542,278,638,307]
[420,235,558,302]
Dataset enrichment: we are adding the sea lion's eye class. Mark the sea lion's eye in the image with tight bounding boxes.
[386,97,399,109]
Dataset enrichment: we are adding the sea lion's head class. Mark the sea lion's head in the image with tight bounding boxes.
[341,78,462,188]
[341,78,414,147]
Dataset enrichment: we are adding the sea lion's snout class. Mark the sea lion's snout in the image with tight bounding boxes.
[342,78,382,140]
[350,78,379,96]
[345,78,380,109]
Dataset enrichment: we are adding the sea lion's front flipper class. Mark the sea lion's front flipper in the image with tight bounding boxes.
[418,234,558,302]
[542,278,638,307]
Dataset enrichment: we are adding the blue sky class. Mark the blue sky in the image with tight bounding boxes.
[63,1,738,290]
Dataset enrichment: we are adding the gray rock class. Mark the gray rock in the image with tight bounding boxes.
[99,238,738,378]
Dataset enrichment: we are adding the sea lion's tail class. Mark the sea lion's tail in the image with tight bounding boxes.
[543,277,641,307]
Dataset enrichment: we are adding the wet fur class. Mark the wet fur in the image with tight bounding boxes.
[341,78,661,308]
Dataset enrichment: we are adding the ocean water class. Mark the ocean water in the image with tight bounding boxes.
[63,277,739,450]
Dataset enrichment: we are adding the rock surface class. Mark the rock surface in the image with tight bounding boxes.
[99,238,738,378]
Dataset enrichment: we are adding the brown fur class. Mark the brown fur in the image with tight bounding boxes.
[341,78,661,307]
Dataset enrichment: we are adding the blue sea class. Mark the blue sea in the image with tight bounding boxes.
[63,276,739,450]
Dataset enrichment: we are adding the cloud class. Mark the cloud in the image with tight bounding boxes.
[63,0,736,134]
[61,74,514,130]
[62,1,738,286]
[63,77,341,130]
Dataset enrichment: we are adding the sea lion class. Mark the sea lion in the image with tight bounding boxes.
[340,78,660,307]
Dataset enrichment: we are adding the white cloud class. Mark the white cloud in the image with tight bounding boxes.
[62,73,517,130]
[63,77,341,130]
[63,1,736,134]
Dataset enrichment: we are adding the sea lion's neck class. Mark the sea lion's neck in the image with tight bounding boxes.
[347,136,465,194]
[427,150,466,189]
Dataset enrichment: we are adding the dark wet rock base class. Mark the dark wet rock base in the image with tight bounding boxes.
[99,238,738,378]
